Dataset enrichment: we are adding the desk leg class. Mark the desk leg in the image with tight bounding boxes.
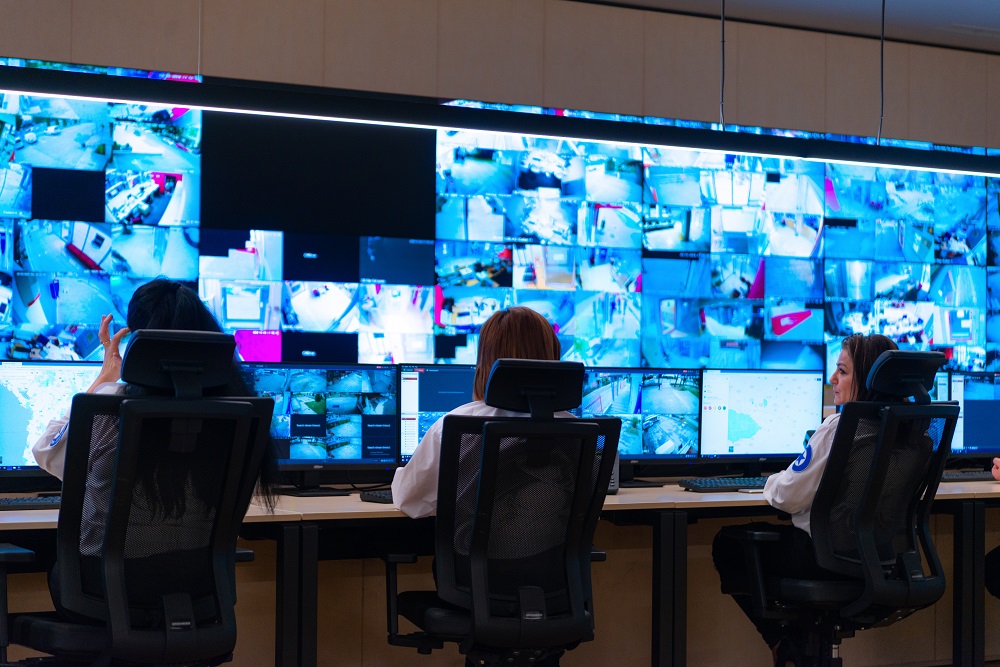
[299,523,318,667]
[276,523,300,667]
[953,500,985,667]
[652,510,687,667]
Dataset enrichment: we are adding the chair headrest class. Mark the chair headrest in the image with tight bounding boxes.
[866,350,946,404]
[484,359,585,419]
[121,330,237,398]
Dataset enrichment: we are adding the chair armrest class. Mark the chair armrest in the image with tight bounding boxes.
[717,526,777,618]
[381,554,418,637]
[234,546,255,563]
[720,525,781,542]
[590,545,607,562]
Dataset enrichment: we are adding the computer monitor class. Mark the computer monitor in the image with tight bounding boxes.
[245,362,399,491]
[948,372,1000,457]
[0,361,101,488]
[398,364,476,463]
[700,369,824,462]
[578,367,700,463]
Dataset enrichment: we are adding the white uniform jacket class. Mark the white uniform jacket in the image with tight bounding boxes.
[391,401,574,519]
[32,382,123,480]
[762,412,841,537]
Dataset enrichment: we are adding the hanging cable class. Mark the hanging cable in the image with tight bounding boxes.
[877,0,886,146]
[720,0,726,129]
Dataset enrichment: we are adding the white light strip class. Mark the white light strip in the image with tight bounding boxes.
[4,88,998,178]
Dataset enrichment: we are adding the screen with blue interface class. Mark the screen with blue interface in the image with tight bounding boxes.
[398,364,476,462]
[948,372,1000,456]
[246,363,398,470]
[578,368,699,460]
[0,361,100,469]
[700,369,824,459]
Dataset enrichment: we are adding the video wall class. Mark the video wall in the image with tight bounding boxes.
[0,79,997,375]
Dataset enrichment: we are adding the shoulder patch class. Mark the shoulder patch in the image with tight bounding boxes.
[791,444,812,473]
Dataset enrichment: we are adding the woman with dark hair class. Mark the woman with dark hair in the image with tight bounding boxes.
[32,278,279,517]
[391,306,561,519]
[712,333,901,666]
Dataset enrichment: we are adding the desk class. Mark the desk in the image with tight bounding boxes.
[0,502,305,667]
[283,482,997,667]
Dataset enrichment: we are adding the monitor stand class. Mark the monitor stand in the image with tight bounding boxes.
[279,471,351,497]
[617,462,665,489]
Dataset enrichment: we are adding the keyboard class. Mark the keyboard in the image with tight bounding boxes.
[940,470,996,482]
[677,477,768,493]
[0,495,61,511]
[359,489,394,505]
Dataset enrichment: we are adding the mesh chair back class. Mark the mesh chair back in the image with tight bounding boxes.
[810,400,958,618]
[434,415,619,650]
[53,392,273,664]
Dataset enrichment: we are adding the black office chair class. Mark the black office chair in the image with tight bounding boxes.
[383,359,621,666]
[720,350,959,666]
[0,330,274,666]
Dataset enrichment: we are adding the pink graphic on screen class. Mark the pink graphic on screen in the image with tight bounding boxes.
[234,329,281,362]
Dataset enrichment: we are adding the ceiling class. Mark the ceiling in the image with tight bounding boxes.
[593,0,1000,54]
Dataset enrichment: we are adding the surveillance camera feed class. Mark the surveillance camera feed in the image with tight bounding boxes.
[577,368,700,461]
[0,81,997,384]
[248,362,398,469]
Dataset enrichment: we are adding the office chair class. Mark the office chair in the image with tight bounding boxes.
[383,359,621,666]
[720,350,959,667]
[0,330,274,666]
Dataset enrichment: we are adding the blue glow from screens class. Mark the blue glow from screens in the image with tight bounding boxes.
[0,78,995,371]
[0,56,202,83]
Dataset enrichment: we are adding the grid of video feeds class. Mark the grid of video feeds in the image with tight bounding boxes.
[1,85,998,375]
[0,92,199,362]
[248,363,398,467]
[437,129,997,372]
[576,368,700,460]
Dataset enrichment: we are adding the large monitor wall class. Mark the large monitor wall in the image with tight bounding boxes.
[0,66,997,375]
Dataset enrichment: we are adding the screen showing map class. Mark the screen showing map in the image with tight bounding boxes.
[699,369,824,458]
[0,361,101,469]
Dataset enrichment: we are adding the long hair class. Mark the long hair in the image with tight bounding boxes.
[840,333,901,403]
[123,278,279,511]
[472,307,561,402]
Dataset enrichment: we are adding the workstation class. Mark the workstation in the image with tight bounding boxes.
[1,1,1000,666]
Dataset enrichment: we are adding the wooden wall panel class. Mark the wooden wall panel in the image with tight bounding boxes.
[324,0,437,97]
[69,0,200,75]
[438,0,544,106]
[201,0,325,87]
[543,0,644,116]
[825,34,909,142]
[643,12,739,125]
[0,0,72,65]
[907,44,988,148]
[735,23,826,133]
